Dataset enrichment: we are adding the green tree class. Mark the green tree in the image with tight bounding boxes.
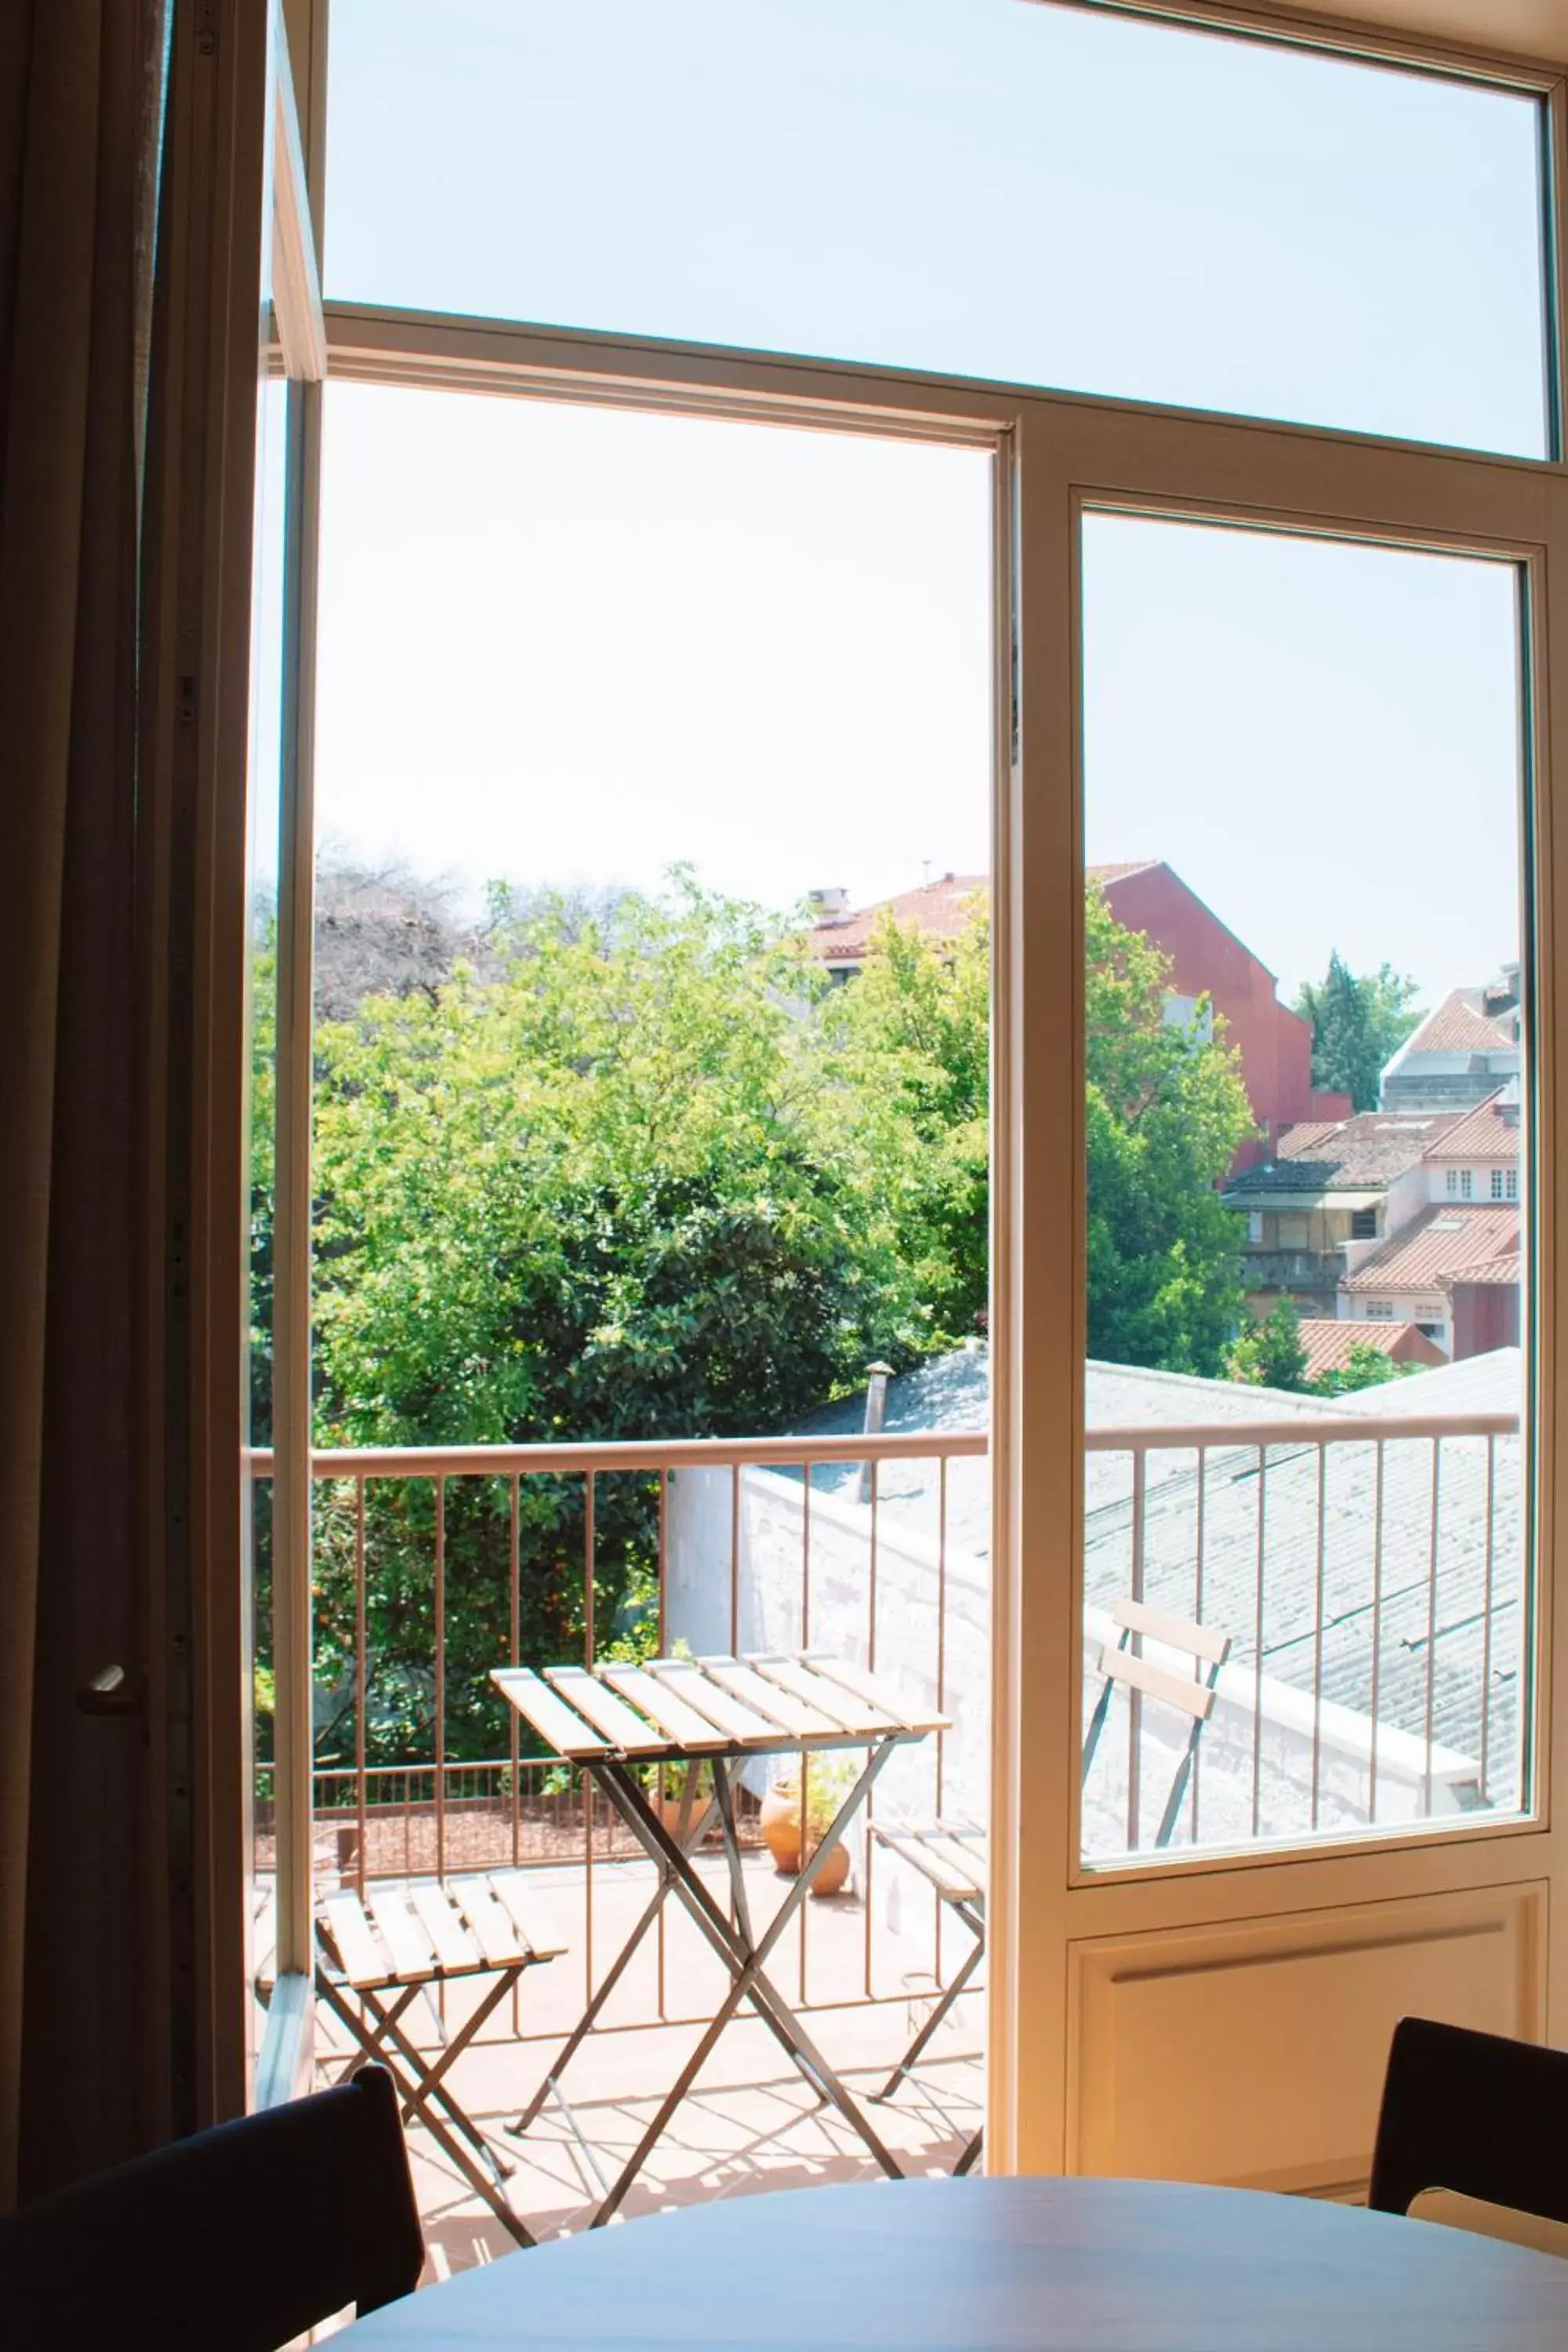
[1084,884,1255,1375]
[308,877,927,1766]
[1228,1300,1310,1391]
[1295,952,1422,1111]
[825,899,990,1341]
[1309,1341,1421,1397]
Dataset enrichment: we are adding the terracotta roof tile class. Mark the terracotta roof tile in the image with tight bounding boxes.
[807,874,989,961]
[1439,1254,1521,1288]
[1421,1088,1521,1163]
[1225,1111,1459,1198]
[1399,988,1517,1057]
[1341,1203,1519,1294]
[1295,1319,1436,1380]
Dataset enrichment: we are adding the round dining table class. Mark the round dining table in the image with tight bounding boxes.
[339,2175,1568,2349]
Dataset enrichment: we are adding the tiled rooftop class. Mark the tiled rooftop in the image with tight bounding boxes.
[1441,1252,1522,1287]
[1397,988,1517,1058]
[1421,1088,1521,1163]
[1339,1203,1519,1293]
[808,874,989,961]
[1225,1109,1459,1199]
[1294,1318,1436,1380]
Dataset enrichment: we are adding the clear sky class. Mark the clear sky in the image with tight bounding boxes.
[314,0,1542,1007]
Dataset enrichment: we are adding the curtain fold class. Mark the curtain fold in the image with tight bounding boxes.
[0,0,169,2208]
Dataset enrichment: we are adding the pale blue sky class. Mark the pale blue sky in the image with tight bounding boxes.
[314,0,1541,1004]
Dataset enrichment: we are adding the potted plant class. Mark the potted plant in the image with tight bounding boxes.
[651,1757,712,1838]
[760,1752,861,1896]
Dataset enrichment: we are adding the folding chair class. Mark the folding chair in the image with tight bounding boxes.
[1082,1595,1232,1849]
[257,1872,563,2247]
[869,1821,986,2176]
[873,1597,1231,2174]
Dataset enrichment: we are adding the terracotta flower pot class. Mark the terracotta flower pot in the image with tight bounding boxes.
[760,1773,851,1896]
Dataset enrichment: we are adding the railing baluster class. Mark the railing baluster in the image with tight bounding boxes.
[659,1467,670,2024]
[730,1462,741,1655]
[1127,1447,1145,1851]
[800,1464,811,2009]
[1424,1439,1441,1819]
[1310,1443,1327,1833]
[1191,1445,1206,1843]
[509,1474,521,1877]
[1369,1441,1385,1823]
[1480,1434,1496,1806]
[936,1452,949,1987]
[1252,1446,1266,1841]
[354,1477,367,1896]
[434,1475,446,1883]
[865,1456,879,2000]
[583,1469,595,2000]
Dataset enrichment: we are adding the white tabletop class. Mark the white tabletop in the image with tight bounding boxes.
[338,2175,1568,2348]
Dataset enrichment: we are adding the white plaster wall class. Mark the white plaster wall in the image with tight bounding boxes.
[666,1465,990,1838]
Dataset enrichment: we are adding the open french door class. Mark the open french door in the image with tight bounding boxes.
[996,394,1568,2190]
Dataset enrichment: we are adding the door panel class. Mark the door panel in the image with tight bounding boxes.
[1067,1881,1544,2189]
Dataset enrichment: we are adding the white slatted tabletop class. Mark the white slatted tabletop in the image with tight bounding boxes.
[492,1650,947,1765]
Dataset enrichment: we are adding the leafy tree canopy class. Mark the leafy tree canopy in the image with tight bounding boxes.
[1228,1300,1310,1392]
[1084,884,1254,1376]
[1310,1340,1421,1397]
[264,869,1260,1764]
[1295,951,1422,1112]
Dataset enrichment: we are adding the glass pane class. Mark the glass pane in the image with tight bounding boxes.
[1080,514,1528,1867]
[308,380,993,2227]
[325,0,1549,456]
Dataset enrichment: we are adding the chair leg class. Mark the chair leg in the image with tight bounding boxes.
[873,1932,985,2103]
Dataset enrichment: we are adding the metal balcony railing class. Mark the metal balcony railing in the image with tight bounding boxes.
[251,1397,1523,2045]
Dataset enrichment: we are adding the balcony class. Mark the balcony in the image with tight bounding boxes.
[253,1377,1521,2254]
[1237,1248,1344,1294]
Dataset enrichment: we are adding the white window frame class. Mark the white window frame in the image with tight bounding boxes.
[187,0,1568,2172]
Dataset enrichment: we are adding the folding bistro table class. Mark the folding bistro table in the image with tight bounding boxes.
[491,1649,947,2224]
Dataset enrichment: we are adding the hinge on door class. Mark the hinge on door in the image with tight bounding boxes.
[195,1,219,59]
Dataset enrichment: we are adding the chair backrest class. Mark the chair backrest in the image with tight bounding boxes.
[1370,2016,1568,2227]
[0,2063,424,2351]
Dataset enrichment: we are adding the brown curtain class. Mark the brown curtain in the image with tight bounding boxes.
[0,0,169,2207]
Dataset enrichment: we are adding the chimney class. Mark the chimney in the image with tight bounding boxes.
[809,887,849,921]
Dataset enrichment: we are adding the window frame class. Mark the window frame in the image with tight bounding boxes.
[216,0,1568,2172]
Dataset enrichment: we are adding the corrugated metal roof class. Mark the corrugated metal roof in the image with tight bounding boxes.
[782,1347,1526,1820]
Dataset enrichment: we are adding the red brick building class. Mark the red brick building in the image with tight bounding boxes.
[808,860,1348,1170]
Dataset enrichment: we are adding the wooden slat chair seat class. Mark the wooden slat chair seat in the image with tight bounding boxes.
[256,1871,564,2247]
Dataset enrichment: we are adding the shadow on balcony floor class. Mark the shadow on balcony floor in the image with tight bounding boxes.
[309,1847,985,2275]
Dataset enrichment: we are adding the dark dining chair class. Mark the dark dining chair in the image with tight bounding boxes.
[1370,2016,1568,2230]
[0,2063,425,2350]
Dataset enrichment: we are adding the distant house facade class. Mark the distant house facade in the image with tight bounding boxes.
[1381,972,1522,1112]
[1225,1083,1523,1356]
[808,859,1349,1171]
[1338,1201,1519,1359]
[1222,1110,1461,1318]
